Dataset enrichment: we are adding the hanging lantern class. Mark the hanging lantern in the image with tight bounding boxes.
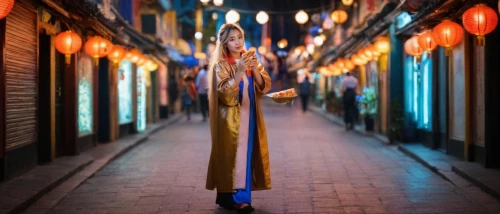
[295,10,309,24]
[84,36,113,65]
[404,35,423,60]
[417,30,437,55]
[374,36,390,54]
[225,10,240,24]
[136,55,147,66]
[107,45,126,64]
[258,46,267,54]
[330,10,348,24]
[55,30,83,65]
[313,36,324,46]
[351,54,366,65]
[360,47,373,61]
[367,45,381,59]
[344,58,356,70]
[432,20,464,56]
[277,38,288,49]
[462,4,498,46]
[342,0,354,6]
[213,0,223,6]
[256,11,269,25]
[144,59,159,71]
[200,0,210,4]
[0,0,14,20]
[126,48,142,63]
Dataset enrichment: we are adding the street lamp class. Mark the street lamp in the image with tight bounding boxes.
[256,11,269,25]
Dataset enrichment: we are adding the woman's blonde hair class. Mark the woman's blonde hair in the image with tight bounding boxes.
[208,23,244,94]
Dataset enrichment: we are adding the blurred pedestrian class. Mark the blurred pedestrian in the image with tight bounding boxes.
[196,64,209,121]
[206,23,272,213]
[299,75,312,113]
[182,74,197,121]
[341,72,358,130]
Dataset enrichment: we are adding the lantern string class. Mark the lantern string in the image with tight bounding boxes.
[205,5,328,15]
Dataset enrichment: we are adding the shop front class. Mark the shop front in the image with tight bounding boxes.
[118,60,135,137]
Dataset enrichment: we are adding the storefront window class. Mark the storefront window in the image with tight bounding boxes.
[137,67,147,131]
[118,60,133,124]
[78,54,93,136]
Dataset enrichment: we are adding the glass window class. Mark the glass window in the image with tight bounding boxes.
[137,67,147,131]
[78,54,93,136]
[118,60,133,124]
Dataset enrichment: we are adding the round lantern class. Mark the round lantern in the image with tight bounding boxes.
[256,11,269,25]
[374,36,390,54]
[258,46,267,55]
[462,4,498,46]
[107,45,126,64]
[342,0,354,6]
[331,10,348,24]
[432,20,464,56]
[144,59,159,71]
[351,54,366,65]
[225,10,240,24]
[213,0,223,6]
[313,36,324,46]
[0,0,14,20]
[84,36,113,65]
[344,58,355,71]
[277,38,288,49]
[126,49,142,63]
[295,10,309,24]
[55,30,83,65]
[358,47,373,61]
[417,30,437,55]
[404,35,423,60]
[136,55,147,66]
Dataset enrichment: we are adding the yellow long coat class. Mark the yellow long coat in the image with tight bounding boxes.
[206,58,272,193]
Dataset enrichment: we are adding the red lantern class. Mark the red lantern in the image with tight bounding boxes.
[84,36,113,65]
[432,20,463,56]
[0,0,14,20]
[107,45,126,64]
[126,49,142,63]
[462,4,498,46]
[344,58,355,71]
[55,31,83,65]
[404,35,423,60]
[417,30,437,54]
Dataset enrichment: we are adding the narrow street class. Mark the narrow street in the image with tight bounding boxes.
[30,101,500,214]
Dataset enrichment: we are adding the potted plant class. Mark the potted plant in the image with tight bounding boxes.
[357,87,377,132]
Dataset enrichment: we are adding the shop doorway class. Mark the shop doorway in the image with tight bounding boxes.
[38,34,64,163]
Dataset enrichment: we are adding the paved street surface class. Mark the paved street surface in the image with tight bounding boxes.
[27,101,500,213]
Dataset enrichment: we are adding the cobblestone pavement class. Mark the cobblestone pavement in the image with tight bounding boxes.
[27,101,500,213]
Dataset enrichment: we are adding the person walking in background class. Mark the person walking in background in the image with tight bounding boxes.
[299,75,312,113]
[182,74,197,121]
[196,64,209,121]
[340,72,358,130]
